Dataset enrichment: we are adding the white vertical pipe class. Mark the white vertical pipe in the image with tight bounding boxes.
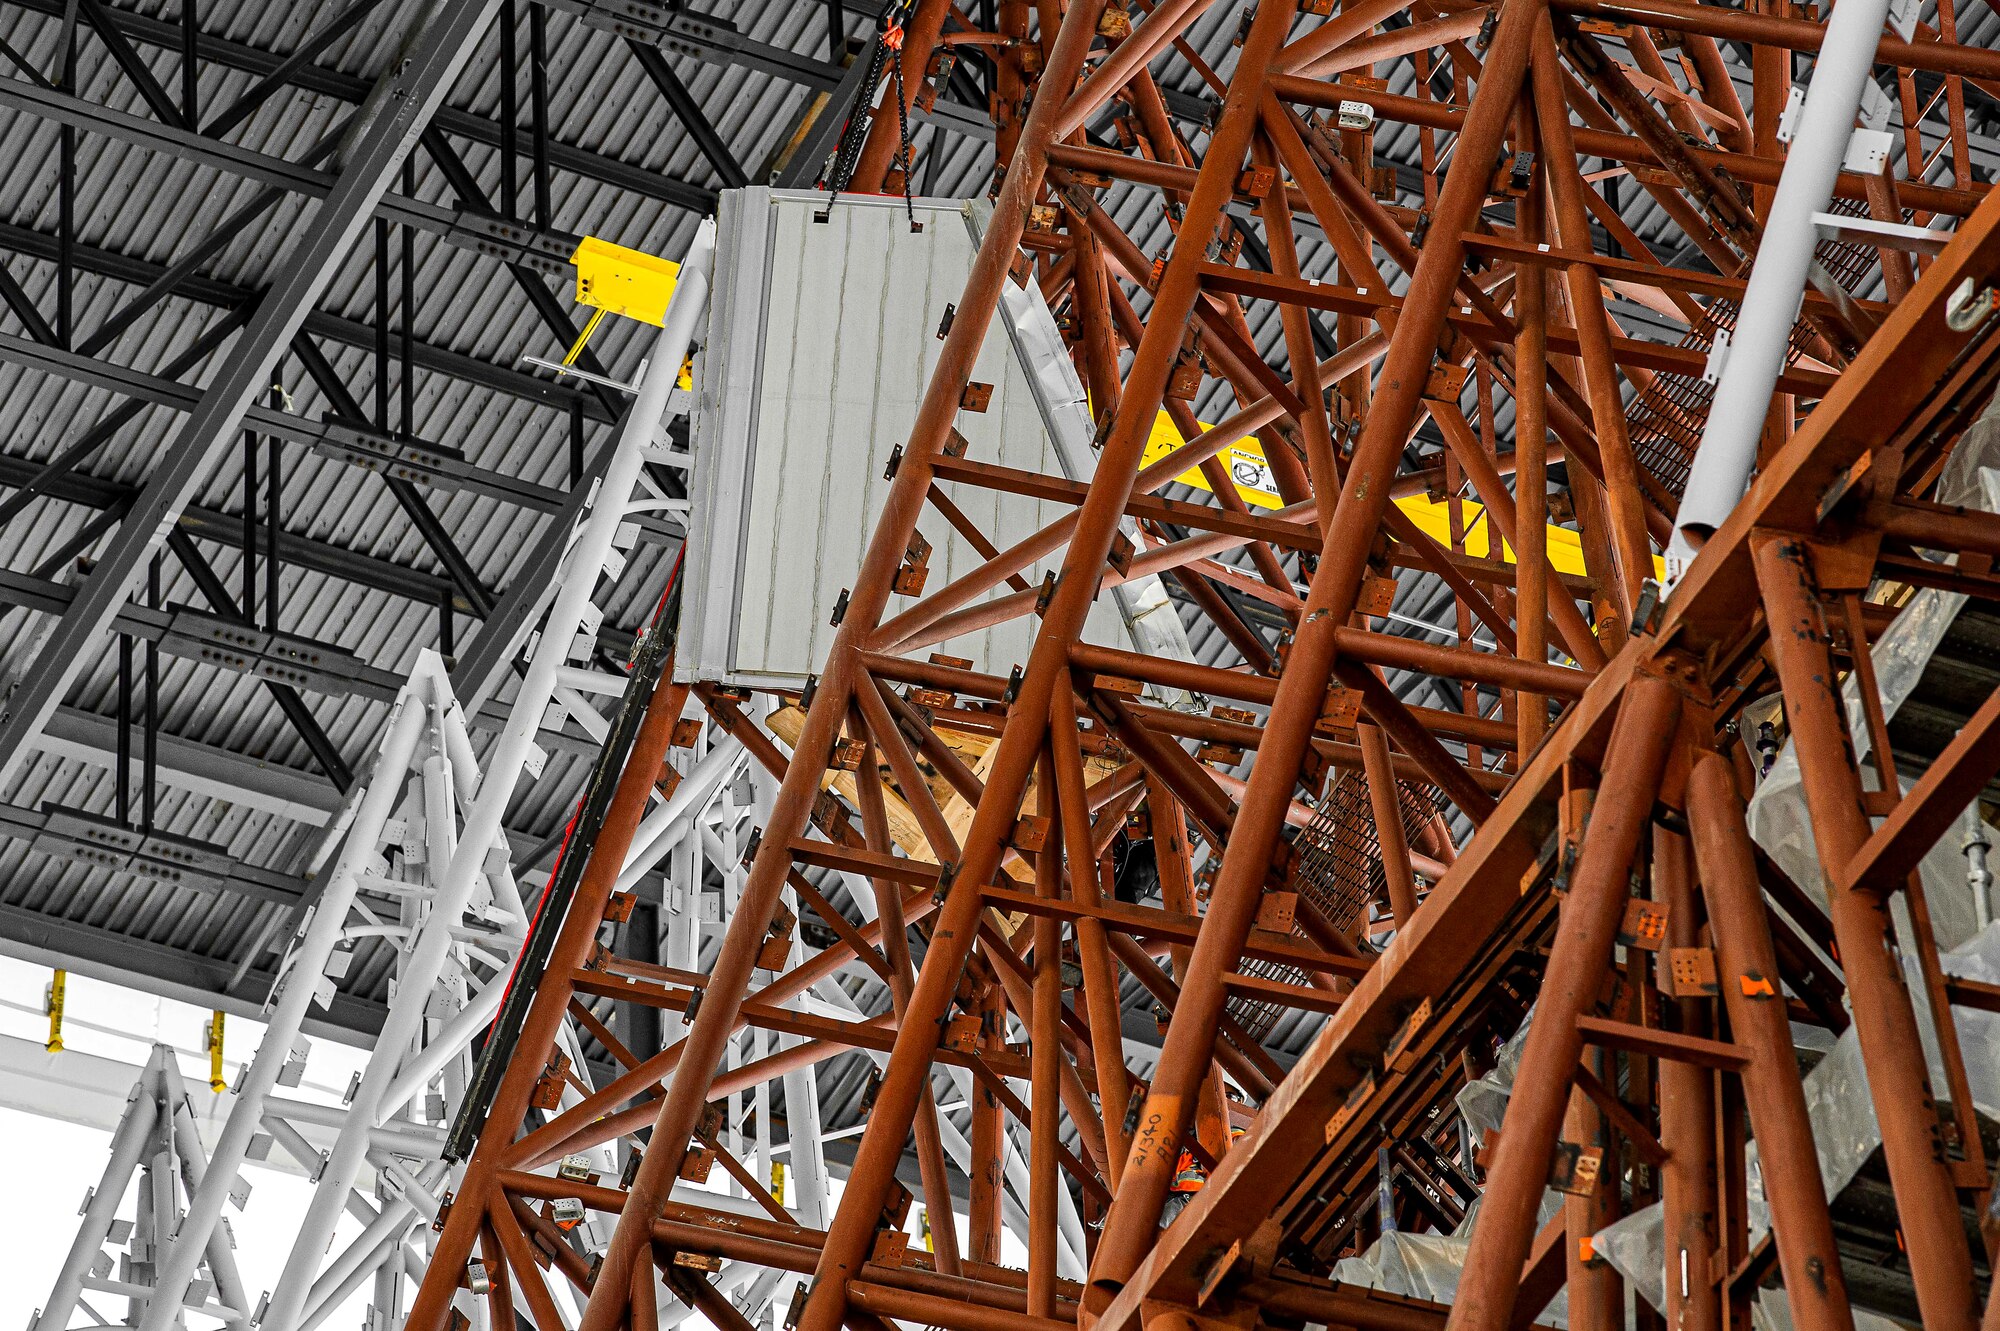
[616,737,747,891]
[37,1054,163,1331]
[260,223,716,1331]
[1667,0,1891,574]
[160,1056,253,1330]
[138,689,429,1331]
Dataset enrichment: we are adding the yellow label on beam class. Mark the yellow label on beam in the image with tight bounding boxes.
[1140,420,1598,578]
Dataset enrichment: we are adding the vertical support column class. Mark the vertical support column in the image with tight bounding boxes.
[1445,671,1683,1331]
[1031,751,1063,1317]
[37,1056,164,1331]
[1359,722,1418,927]
[1655,826,1719,1331]
[1513,137,1549,757]
[1092,0,1547,1297]
[1752,535,1975,1331]
[969,979,1008,1266]
[1564,1052,1622,1331]
[1685,753,1854,1331]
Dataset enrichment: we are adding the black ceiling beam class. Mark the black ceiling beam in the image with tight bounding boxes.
[77,135,342,358]
[417,127,629,426]
[1,0,719,214]
[0,902,389,1044]
[197,0,387,138]
[0,320,569,522]
[0,217,613,422]
[0,447,644,657]
[0,304,252,528]
[0,0,506,801]
[0,446,462,609]
[625,39,750,189]
[164,527,358,790]
[0,253,61,348]
[287,334,499,617]
[77,0,189,127]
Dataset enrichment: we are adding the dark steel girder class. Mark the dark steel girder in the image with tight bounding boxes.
[0,438,646,672]
[0,901,389,1044]
[0,70,686,413]
[0,324,566,518]
[0,0,506,793]
[0,0,722,215]
[162,527,358,789]
[0,217,613,422]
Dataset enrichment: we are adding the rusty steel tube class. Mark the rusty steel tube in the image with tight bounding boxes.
[1056,0,1213,137]
[1260,78,1985,219]
[849,1283,1077,1331]
[784,4,1128,1329]
[1052,689,1134,1179]
[404,667,691,1331]
[577,3,1114,1325]
[1088,0,1548,1298]
[807,5,1309,1322]
[1513,160,1553,755]
[1654,826,1720,1331]
[1444,671,1682,1330]
[1752,534,1976,1331]
[1360,721,1421,924]
[872,335,1385,653]
[1685,753,1856,1331]
[851,0,955,191]
[1070,637,1588,705]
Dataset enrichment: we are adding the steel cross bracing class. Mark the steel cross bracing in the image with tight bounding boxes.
[8,0,2000,1327]
[183,282,716,1328]
[38,283,799,1331]
[0,0,748,1018]
[0,0,1042,1013]
[332,2,2000,1331]
[0,0,1983,1028]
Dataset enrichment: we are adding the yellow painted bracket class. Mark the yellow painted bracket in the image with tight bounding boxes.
[44,968,64,1054]
[571,236,680,324]
[1139,417,1629,579]
[207,1011,227,1092]
[565,236,691,387]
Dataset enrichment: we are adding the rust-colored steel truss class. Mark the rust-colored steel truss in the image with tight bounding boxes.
[402,2,2000,1330]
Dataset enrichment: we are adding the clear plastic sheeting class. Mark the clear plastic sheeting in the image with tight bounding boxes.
[1329,1191,1570,1324]
[1592,1202,1902,1331]
[1330,1014,1568,1325]
[1456,1007,1533,1142]
[1327,403,2000,1328]
[1594,396,2000,1325]
[1749,397,2000,950]
[1331,1231,1476,1307]
[1597,916,2000,1328]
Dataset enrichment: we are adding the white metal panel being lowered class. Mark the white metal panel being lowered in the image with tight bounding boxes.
[679,187,1188,690]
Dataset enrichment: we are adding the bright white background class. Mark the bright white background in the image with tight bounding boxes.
[0,956,372,1331]
[0,957,1030,1331]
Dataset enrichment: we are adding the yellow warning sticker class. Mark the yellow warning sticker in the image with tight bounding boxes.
[1140,417,1597,579]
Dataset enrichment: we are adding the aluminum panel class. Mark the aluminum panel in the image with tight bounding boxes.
[681,187,1134,689]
